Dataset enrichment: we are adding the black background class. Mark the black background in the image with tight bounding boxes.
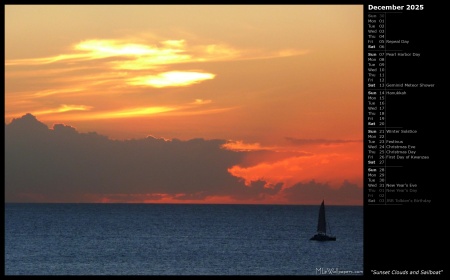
[364,1,445,277]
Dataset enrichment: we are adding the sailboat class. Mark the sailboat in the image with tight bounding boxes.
[310,200,336,241]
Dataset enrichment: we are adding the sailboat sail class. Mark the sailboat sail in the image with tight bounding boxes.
[317,200,326,234]
[310,199,336,241]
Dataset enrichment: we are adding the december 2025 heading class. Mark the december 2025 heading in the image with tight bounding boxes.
[367,4,424,11]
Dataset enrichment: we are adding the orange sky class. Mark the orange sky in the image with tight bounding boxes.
[5,5,363,205]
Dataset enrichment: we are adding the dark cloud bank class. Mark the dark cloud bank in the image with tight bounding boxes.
[5,114,361,204]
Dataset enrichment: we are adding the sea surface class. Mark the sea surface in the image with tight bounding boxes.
[5,203,363,275]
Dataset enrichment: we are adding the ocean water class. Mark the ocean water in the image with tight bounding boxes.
[5,203,363,275]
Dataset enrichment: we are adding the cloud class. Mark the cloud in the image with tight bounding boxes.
[228,151,362,190]
[285,137,362,146]
[32,104,93,115]
[5,115,362,205]
[4,114,277,203]
[84,106,177,119]
[126,71,215,88]
[229,180,284,202]
[221,140,268,152]
[190,99,212,105]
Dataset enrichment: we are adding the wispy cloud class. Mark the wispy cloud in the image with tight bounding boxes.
[190,99,212,105]
[85,106,177,119]
[6,35,310,124]
[6,37,306,75]
[24,100,237,121]
[221,141,267,152]
[31,104,93,116]
[285,137,362,146]
[126,71,215,88]
[221,140,313,153]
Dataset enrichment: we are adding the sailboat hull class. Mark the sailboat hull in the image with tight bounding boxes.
[310,234,336,241]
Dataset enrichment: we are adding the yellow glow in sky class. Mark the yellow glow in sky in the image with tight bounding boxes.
[127,71,216,88]
[90,106,177,119]
[33,104,93,116]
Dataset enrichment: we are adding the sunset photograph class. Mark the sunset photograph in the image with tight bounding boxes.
[5,5,363,275]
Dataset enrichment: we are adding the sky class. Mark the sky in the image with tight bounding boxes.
[5,5,363,205]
